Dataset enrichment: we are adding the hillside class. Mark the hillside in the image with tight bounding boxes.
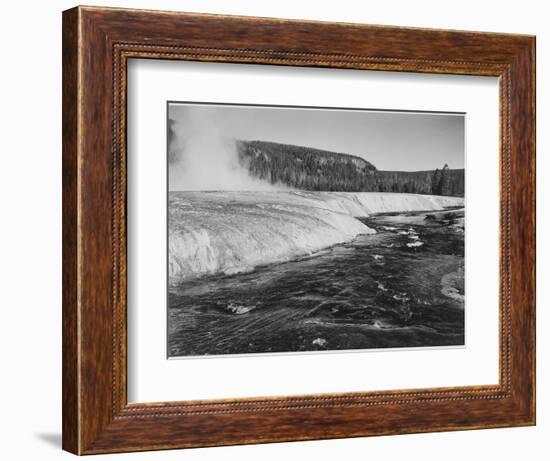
[237,140,464,196]
[237,140,377,192]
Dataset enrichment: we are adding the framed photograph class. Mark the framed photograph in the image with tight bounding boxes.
[62,6,535,455]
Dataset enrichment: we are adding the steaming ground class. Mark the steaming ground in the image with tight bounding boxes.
[168,106,283,191]
[166,105,465,356]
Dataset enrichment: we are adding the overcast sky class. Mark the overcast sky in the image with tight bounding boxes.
[168,102,464,171]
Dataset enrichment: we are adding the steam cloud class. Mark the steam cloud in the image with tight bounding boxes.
[168,105,279,191]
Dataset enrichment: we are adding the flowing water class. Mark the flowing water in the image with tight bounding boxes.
[168,192,464,357]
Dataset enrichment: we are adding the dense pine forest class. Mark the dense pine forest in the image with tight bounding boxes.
[237,140,464,197]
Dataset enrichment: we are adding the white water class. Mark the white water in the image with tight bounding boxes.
[169,191,464,285]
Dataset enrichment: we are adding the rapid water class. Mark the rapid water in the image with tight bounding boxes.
[168,191,465,357]
[169,191,463,284]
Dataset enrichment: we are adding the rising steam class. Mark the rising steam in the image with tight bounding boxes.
[168,105,279,191]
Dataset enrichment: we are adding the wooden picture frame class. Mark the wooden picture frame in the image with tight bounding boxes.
[62,5,535,455]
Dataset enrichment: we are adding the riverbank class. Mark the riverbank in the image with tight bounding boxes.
[169,207,465,356]
[169,191,464,285]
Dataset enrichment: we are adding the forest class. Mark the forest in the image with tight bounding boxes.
[237,140,464,196]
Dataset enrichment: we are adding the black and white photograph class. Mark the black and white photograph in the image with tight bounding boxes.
[2,0,542,458]
[167,102,465,358]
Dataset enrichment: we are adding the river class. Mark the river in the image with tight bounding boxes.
[168,203,465,357]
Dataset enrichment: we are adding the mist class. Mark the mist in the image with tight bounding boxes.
[168,105,279,191]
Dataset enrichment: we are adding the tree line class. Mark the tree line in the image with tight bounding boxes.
[237,140,464,196]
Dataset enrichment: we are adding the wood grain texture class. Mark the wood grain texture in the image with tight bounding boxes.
[62,7,80,454]
[62,5,536,455]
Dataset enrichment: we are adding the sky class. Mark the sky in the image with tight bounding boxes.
[168,102,464,172]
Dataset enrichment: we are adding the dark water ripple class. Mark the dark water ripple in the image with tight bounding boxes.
[168,209,465,357]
